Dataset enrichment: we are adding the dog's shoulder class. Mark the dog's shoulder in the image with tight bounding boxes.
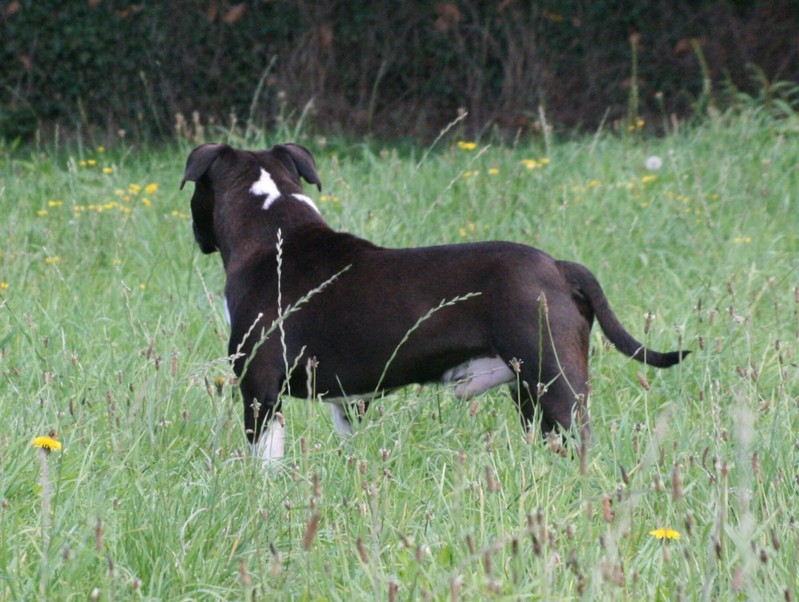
[284,227,379,258]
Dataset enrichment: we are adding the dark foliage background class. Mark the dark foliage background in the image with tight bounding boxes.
[1,0,797,142]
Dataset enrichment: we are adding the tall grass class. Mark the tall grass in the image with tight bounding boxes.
[1,108,797,600]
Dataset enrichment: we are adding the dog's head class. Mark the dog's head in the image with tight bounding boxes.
[180,143,322,254]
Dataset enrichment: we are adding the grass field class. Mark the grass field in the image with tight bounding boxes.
[1,109,798,600]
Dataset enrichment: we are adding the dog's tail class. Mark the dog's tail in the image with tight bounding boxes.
[558,260,689,368]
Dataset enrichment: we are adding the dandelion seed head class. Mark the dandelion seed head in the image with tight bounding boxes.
[645,156,663,171]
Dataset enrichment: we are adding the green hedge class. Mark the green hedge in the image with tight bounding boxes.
[1,0,797,142]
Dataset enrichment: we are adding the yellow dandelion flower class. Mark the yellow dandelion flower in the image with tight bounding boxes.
[79,160,87,167]
[48,200,64,207]
[102,167,114,174]
[0,281,8,290]
[459,227,467,237]
[650,528,681,540]
[87,159,97,167]
[44,256,60,265]
[36,209,49,217]
[488,167,500,175]
[641,175,657,183]
[33,436,62,452]
[540,158,550,165]
[129,184,142,194]
[97,146,106,153]
[145,183,159,195]
[141,198,152,207]
[522,159,539,170]
[457,141,477,151]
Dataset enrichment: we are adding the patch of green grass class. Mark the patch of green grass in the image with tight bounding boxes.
[1,109,798,600]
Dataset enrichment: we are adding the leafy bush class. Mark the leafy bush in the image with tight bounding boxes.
[1,0,797,142]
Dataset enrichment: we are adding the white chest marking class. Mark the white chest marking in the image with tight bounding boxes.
[249,169,320,214]
[442,356,516,400]
[250,168,281,210]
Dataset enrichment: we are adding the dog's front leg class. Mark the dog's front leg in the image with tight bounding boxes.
[241,382,285,463]
[326,398,372,436]
[254,409,286,462]
[329,403,354,435]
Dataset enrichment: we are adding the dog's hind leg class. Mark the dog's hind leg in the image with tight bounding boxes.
[510,373,590,446]
[537,373,590,442]
[505,335,591,445]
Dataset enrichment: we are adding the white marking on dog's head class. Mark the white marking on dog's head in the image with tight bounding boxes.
[292,193,320,214]
[250,168,281,210]
[249,169,320,214]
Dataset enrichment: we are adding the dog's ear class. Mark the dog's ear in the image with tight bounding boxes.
[180,143,228,190]
[272,143,322,191]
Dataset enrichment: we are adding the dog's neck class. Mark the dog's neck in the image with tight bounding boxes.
[216,184,330,271]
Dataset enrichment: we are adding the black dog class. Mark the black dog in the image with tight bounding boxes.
[181,143,688,461]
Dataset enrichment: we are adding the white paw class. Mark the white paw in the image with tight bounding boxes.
[329,403,354,436]
[253,412,286,468]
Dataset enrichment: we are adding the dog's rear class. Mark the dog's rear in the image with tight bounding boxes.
[557,260,689,367]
